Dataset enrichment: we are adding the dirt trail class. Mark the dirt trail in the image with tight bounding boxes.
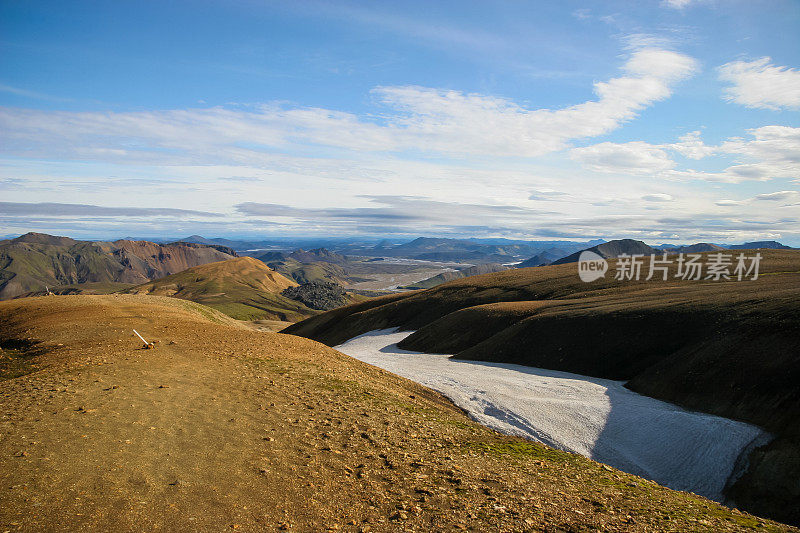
[0,295,795,532]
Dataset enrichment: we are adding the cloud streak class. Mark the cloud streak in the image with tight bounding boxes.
[236,196,557,227]
[0,202,223,218]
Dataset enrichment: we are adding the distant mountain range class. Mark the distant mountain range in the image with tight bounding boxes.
[0,233,238,300]
[176,234,795,266]
[179,235,604,263]
[527,238,796,267]
[364,237,600,264]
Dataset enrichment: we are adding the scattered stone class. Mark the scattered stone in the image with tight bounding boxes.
[282,282,348,311]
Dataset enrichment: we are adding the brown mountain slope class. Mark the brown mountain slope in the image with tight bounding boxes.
[0,233,238,299]
[0,295,792,532]
[123,257,316,321]
[109,239,239,283]
[283,249,800,525]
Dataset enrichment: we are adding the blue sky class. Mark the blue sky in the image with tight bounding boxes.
[1,0,799,244]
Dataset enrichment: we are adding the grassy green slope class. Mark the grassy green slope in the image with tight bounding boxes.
[268,258,350,285]
[124,257,319,321]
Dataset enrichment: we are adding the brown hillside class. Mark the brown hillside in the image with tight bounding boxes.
[110,239,241,284]
[127,256,298,293]
[283,249,800,525]
[0,295,792,532]
[123,257,315,321]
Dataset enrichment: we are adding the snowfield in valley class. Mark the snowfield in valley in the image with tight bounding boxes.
[335,328,768,502]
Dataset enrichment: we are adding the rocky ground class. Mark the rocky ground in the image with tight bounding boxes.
[0,295,796,532]
[282,281,349,311]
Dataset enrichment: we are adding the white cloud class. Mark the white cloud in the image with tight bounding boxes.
[716,191,799,208]
[0,83,71,103]
[718,57,800,110]
[754,190,799,201]
[622,33,679,51]
[529,189,571,201]
[572,9,591,20]
[661,0,696,9]
[367,48,697,156]
[642,193,674,202]
[0,48,698,161]
[570,142,676,174]
[671,131,715,159]
[573,126,800,183]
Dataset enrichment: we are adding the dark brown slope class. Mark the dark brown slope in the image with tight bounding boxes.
[286,250,800,435]
[284,249,800,345]
[3,296,789,532]
[283,249,800,525]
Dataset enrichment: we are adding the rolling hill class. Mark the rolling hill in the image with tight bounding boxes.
[263,256,352,285]
[665,242,726,253]
[0,294,792,531]
[551,238,657,265]
[122,256,319,321]
[0,232,238,300]
[730,241,793,250]
[284,249,800,525]
[403,263,510,290]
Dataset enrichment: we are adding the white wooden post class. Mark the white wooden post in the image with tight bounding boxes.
[133,329,148,345]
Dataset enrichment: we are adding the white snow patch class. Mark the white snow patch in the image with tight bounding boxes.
[335,328,768,501]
